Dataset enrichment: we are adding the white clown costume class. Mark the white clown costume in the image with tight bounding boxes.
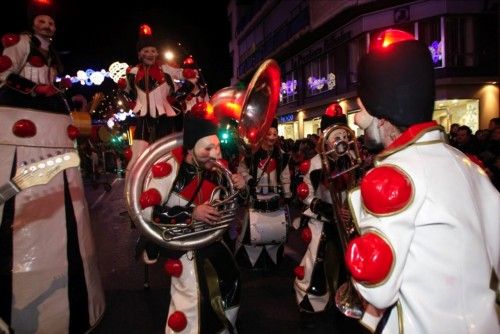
[348,122,500,333]
[0,9,105,333]
[137,113,240,334]
[235,142,291,268]
[293,106,351,314]
[345,30,500,334]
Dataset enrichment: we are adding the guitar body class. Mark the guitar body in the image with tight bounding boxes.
[0,106,105,333]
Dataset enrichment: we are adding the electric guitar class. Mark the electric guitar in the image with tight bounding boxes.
[0,151,81,205]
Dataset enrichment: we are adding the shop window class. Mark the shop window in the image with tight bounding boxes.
[348,35,366,84]
[278,123,296,140]
[304,117,321,137]
[433,99,479,132]
[305,55,333,97]
[280,70,298,105]
[445,16,477,67]
[418,17,443,68]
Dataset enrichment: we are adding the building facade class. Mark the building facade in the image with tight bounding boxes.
[228,0,499,139]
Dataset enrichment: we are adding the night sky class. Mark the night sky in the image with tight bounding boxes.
[0,0,232,95]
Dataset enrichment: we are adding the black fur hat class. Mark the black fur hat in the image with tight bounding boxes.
[321,103,347,131]
[27,0,57,24]
[357,30,435,127]
[183,103,218,150]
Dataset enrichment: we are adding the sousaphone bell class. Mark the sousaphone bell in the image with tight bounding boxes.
[125,59,281,250]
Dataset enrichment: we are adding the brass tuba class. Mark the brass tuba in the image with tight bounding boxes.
[125,59,281,251]
[320,124,365,319]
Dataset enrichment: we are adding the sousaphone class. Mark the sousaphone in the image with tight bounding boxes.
[125,59,281,250]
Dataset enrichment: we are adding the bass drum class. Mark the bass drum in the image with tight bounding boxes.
[248,194,290,246]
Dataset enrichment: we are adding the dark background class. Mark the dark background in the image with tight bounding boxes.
[0,0,233,95]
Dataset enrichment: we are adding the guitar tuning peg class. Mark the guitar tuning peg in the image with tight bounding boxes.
[40,156,44,160]
[21,161,27,167]
[30,159,36,163]
[56,151,62,155]
[47,153,53,157]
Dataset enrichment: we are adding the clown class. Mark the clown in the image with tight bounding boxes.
[119,24,208,172]
[138,105,246,334]
[346,29,500,333]
[235,118,292,269]
[293,103,352,326]
[0,1,105,333]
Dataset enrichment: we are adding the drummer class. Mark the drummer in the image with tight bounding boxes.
[235,118,292,269]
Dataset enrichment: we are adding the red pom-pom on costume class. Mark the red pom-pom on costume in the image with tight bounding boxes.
[296,182,309,201]
[60,77,72,89]
[167,311,187,332]
[164,259,183,277]
[0,55,13,72]
[298,160,311,175]
[345,233,393,284]
[360,165,412,215]
[151,162,172,178]
[258,158,276,173]
[182,68,197,79]
[12,119,36,137]
[28,55,45,67]
[300,227,312,244]
[139,188,162,209]
[123,147,132,162]
[294,265,305,280]
[117,77,127,90]
[2,33,20,48]
[67,125,80,140]
[190,101,208,117]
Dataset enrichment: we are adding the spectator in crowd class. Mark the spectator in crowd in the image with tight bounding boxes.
[453,125,480,155]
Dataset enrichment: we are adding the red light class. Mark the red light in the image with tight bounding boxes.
[183,56,194,65]
[139,24,153,37]
[325,103,343,117]
[33,0,52,5]
[371,29,415,51]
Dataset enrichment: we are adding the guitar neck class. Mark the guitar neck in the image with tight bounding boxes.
[0,180,20,205]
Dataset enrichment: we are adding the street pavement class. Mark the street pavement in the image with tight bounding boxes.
[84,175,368,334]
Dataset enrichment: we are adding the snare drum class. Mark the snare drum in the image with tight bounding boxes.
[248,201,290,246]
[252,193,281,212]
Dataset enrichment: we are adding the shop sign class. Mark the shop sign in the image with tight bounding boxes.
[279,114,295,123]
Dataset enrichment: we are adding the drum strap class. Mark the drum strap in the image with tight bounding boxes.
[204,259,234,333]
[253,153,273,187]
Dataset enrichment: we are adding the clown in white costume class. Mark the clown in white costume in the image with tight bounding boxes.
[138,108,246,334]
[0,1,104,333]
[235,119,292,269]
[345,30,500,334]
[118,24,208,171]
[293,104,352,319]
